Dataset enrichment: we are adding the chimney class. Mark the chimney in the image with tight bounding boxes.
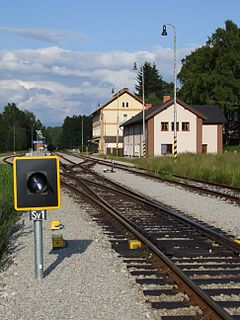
[163,95,171,103]
[145,103,152,110]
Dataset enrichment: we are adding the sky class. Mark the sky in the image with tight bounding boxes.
[0,0,239,127]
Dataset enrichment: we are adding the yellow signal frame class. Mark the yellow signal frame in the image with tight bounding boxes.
[13,155,61,211]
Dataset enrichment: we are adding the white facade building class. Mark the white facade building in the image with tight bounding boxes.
[122,98,226,157]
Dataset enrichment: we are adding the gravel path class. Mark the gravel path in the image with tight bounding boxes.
[0,190,157,320]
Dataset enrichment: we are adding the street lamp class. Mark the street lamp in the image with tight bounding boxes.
[133,61,146,157]
[112,88,120,157]
[162,23,177,159]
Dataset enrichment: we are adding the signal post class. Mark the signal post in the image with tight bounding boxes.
[13,156,61,280]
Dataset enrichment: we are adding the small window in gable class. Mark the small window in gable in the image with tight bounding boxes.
[122,102,129,107]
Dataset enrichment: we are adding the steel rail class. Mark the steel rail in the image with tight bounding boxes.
[57,154,240,255]
[61,170,240,255]
[61,175,234,320]
[57,151,240,205]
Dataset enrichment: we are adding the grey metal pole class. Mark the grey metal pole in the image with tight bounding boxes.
[142,66,146,157]
[13,124,16,154]
[81,116,84,153]
[116,92,119,157]
[31,126,33,152]
[173,25,177,160]
[162,23,177,159]
[34,219,43,280]
[112,88,120,157]
[133,62,146,157]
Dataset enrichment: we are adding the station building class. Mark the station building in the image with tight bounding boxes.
[90,88,143,156]
[121,97,226,157]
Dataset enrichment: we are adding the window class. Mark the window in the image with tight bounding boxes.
[161,144,172,155]
[171,122,179,131]
[122,114,128,121]
[126,102,129,107]
[182,122,190,131]
[122,102,125,107]
[122,102,129,107]
[161,122,169,131]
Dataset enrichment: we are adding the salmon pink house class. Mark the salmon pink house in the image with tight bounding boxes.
[121,97,226,157]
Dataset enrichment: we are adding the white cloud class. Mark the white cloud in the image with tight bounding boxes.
[0,45,195,126]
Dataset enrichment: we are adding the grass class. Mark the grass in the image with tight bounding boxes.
[134,153,240,188]
[99,149,240,188]
[0,164,20,258]
[109,152,240,188]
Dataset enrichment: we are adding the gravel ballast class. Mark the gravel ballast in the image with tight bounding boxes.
[1,161,240,320]
[94,164,240,238]
[0,191,157,320]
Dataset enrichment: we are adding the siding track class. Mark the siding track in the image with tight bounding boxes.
[58,151,240,205]
[57,152,240,319]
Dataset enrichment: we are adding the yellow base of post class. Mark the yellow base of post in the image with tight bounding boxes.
[52,234,64,249]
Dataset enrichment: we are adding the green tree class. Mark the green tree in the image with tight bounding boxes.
[135,61,173,105]
[178,20,240,144]
[1,103,25,151]
[0,113,7,151]
[0,103,45,152]
[60,115,92,150]
[46,126,63,149]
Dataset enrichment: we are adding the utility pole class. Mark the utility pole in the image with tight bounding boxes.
[81,116,84,153]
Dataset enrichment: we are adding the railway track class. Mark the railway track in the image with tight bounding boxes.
[3,152,240,318]
[56,152,240,319]
[5,151,240,205]
[58,150,240,205]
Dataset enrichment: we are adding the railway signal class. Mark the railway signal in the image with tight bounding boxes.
[13,155,61,211]
[13,155,61,280]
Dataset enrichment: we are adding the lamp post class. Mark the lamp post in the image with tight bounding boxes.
[97,102,104,155]
[133,61,146,157]
[112,88,120,157]
[162,23,177,159]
